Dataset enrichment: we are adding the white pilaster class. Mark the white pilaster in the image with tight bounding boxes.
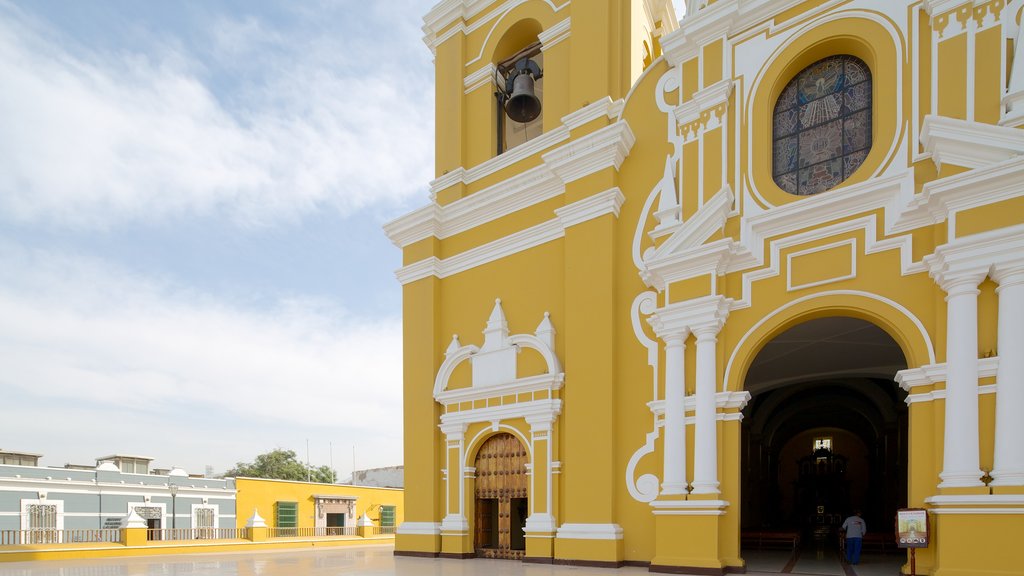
[660,331,689,495]
[691,323,722,494]
[991,266,1024,486]
[525,413,557,532]
[440,422,469,532]
[938,274,986,488]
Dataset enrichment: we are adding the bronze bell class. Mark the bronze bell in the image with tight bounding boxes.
[505,71,541,123]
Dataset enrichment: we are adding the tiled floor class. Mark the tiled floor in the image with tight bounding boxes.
[0,545,907,576]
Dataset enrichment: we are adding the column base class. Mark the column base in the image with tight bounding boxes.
[927,501,1024,576]
[395,521,441,556]
[650,501,733,574]
[525,532,555,561]
[989,470,1024,487]
[553,523,624,566]
[938,470,984,489]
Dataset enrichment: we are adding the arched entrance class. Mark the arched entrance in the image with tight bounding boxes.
[473,433,528,559]
[740,316,908,561]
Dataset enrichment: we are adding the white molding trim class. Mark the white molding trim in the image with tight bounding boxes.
[905,157,1024,244]
[384,115,633,250]
[542,121,635,184]
[673,79,734,130]
[649,499,729,516]
[554,523,623,540]
[786,238,857,292]
[555,188,625,229]
[396,219,563,284]
[394,183,634,284]
[647,391,752,416]
[920,115,1024,171]
[463,63,496,94]
[905,383,997,404]
[396,521,441,536]
[897,357,1000,390]
[538,17,570,50]
[422,0,570,54]
[440,399,563,429]
[437,373,564,405]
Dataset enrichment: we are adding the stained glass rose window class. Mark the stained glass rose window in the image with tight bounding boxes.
[773,55,872,195]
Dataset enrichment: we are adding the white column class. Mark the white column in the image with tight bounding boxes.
[939,275,985,488]
[991,267,1024,486]
[691,324,720,494]
[661,331,689,495]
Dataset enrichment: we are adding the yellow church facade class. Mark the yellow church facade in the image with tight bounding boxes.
[385,1,1024,574]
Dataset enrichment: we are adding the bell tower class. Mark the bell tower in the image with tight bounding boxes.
[423,0,678,204]
[393,0,678,565]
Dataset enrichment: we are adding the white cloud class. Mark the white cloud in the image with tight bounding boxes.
[0,3,434,229]
[0,244,404,463]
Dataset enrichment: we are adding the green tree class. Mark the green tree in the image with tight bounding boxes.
[225,449,336,483]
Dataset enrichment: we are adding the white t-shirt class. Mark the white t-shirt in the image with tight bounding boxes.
[842,515,866,538]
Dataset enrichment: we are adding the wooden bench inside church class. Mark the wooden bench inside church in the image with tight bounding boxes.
[741,530,801,551]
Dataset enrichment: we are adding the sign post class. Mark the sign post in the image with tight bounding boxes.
[896,508,930,576]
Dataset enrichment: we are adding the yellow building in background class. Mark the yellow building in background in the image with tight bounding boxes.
[385,0,1024,574]
[235,478,403,534]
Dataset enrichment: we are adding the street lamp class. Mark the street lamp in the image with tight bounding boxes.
[169,484,178,532]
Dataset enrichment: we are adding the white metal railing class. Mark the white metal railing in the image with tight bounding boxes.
[0,528,121,545]
[145,528,249,541]
[268,526,357,538]
[369,525,397,535]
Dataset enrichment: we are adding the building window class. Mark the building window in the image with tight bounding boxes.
[773,55,872,195]
[275,501,298,528]
[380,505,395,527]
[814,436,833,453]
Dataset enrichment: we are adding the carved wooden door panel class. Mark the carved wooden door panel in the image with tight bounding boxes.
[474,433,528,559]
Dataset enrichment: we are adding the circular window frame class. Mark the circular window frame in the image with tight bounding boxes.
[749,16,900,206]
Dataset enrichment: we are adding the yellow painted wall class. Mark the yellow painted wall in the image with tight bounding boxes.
[235,478,403,530]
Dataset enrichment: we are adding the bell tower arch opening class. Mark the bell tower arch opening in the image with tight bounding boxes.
[740,316,908,558]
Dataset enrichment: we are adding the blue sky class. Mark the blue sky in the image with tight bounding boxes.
[0,0,435,478]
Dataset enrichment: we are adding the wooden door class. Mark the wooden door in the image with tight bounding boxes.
[474,433,528,559]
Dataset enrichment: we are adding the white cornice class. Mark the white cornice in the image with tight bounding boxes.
[921,0,974,17]
[663,0,739,66]
[538,17,571,50]
[648,186,733,265]
[436,373,564,406]
[663,0,815,67]
[896,357,1000,390]
[439,398,562,428]
[394,185,632,284]
[924,225,1024,288]
[561,97,624,131]
[920,115,1024,171]
[542,121,635,184]
[422,0,571,54]
[463,63,496,93]
[554,188,625,229]
[648,294,732,337]
[647,391,751,417]
[555,523,623,540]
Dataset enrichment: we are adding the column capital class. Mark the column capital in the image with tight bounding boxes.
[992,264,1024,290]
[525,413,556,432]
[648,295,731,340]
[439,422,467,439]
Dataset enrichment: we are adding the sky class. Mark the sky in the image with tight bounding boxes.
[0,0,436,479]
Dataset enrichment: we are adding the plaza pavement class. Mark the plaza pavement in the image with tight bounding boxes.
[0,544,905,576]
